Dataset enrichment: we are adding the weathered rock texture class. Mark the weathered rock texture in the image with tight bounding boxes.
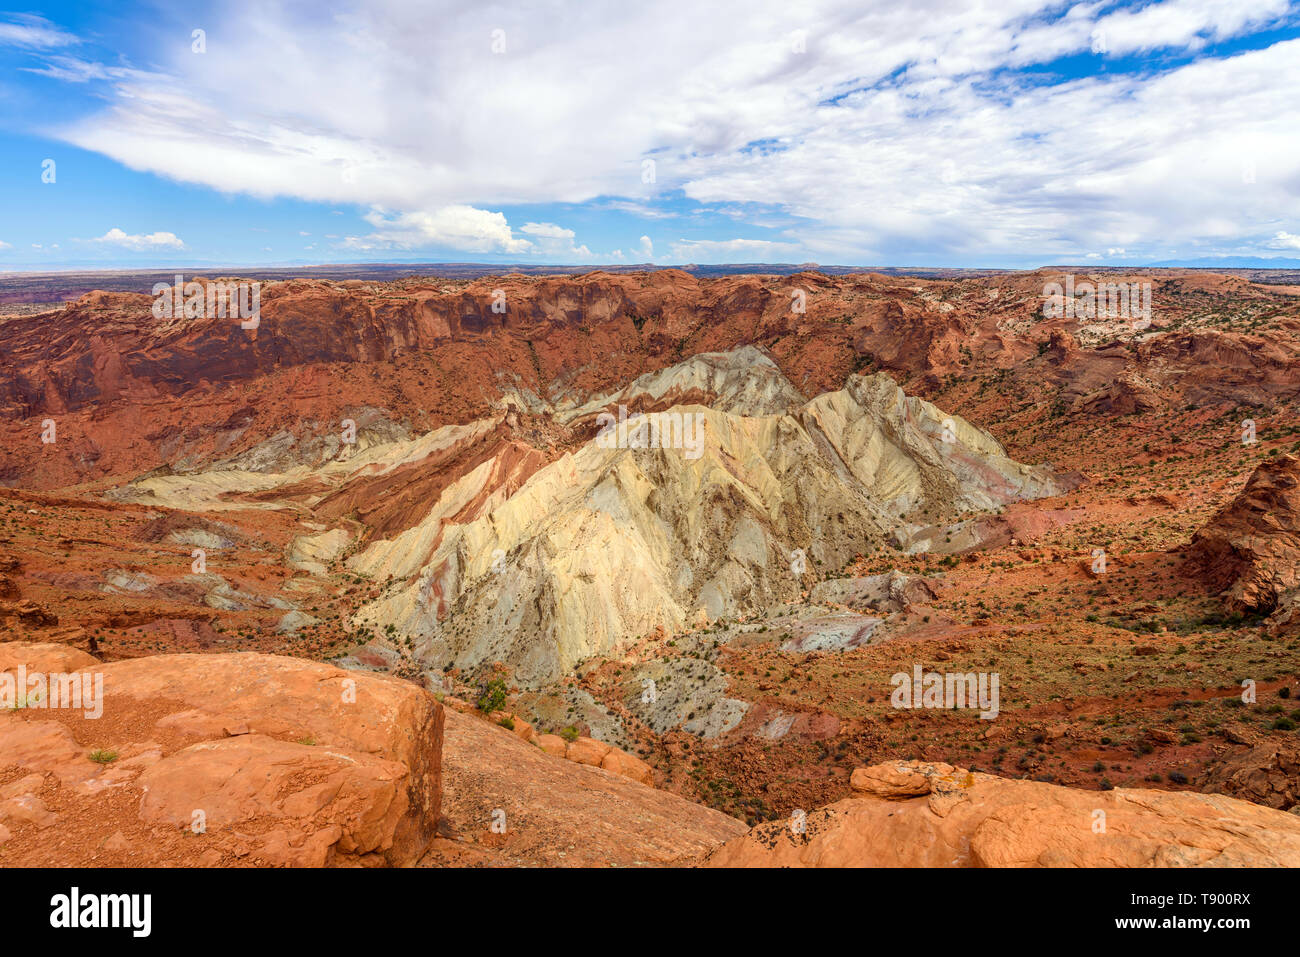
[425,709,745,867]
[1186,453,1300,630]
[0,643,443,866]
[1201,741,1300,812]
[706,760,1300,867]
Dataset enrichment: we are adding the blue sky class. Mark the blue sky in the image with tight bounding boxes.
[2,0,1299,269]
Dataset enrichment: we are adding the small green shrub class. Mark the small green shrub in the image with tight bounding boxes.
[476,677,507,714]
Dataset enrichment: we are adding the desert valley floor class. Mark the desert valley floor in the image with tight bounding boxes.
[1,267,1299,866]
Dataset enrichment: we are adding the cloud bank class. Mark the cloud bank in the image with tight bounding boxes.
[26,0,1300,263]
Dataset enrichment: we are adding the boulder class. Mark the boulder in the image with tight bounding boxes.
[489,711,534,742]
[810,570,936,612]
[509,716,534,742]
[534,733,567,757]
[849,761,961,797]
[600,748,655,787]
[565,736,613,767]
[0,644,443,867]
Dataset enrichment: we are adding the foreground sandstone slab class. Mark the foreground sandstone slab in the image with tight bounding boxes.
[707,760,1300,867]
[0,645,442,866]
[425,709,746,867]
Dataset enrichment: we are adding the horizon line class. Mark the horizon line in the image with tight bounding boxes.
[4,259,1300,279]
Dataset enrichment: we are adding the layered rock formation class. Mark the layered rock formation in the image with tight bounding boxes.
[8,269,1296,490]
[1185,453,1300,630]
[706,760,1300,867]
[347,355,1063,685]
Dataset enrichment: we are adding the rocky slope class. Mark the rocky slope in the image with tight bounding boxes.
[1185,453,1300,632]
[427,708,746,866]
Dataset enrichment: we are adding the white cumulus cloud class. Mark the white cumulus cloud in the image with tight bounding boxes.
[1265,230,1300,250]
[92,227,186,250]
[342,206,530,254]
